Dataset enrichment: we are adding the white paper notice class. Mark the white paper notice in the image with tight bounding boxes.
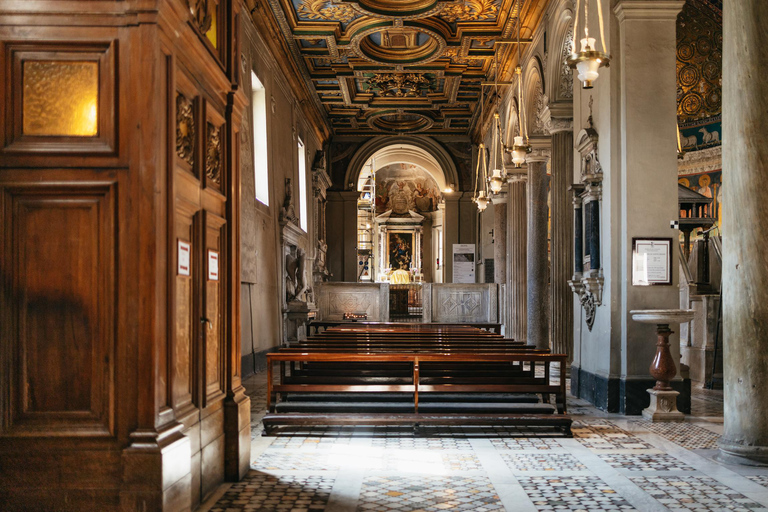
[452,244,476,284]
[632,240,670,285]
[208,250,219,281]
[178,240,191,276]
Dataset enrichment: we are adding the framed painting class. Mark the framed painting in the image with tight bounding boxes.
[387,231,413,271]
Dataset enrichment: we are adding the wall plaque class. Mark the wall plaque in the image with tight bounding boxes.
[632,238,672,286]
[178,240,191,276]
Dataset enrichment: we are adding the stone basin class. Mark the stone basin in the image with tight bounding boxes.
[629,309,695,324]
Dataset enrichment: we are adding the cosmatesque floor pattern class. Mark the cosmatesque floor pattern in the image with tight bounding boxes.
[203,373,768,512]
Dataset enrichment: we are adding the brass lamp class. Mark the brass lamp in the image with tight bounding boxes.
[567,0,611,89]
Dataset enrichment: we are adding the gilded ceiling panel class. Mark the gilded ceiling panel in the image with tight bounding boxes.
[265,0,530,136]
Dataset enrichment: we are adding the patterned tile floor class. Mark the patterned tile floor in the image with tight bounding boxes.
[202,373,768,512]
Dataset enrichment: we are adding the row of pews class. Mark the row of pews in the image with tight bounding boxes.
[263,323,572,436]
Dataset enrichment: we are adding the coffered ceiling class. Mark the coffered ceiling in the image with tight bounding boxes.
[263,0,548,137]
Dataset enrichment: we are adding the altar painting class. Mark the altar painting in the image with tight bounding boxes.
[388,232,413,270]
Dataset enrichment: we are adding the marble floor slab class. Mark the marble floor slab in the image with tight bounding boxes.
[202,372,768,512]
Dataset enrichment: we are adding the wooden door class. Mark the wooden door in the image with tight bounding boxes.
[170,72,228,508]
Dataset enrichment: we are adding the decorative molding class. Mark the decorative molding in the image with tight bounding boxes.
[559,26,574,99]
[677,146,722,175]
[362,73,435,98]
[175,93,195,166]
[439,0,500,22]
[614,1,685,22]
[205,122,222,184]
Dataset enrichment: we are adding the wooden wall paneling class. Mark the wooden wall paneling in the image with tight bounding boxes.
[0,182,116,437]
[224,86,252,481]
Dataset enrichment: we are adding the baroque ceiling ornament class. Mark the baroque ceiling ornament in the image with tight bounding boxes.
[261,0,531,136]
[363,73,434,97]
[438,0,499,23]
[296,0,359,22]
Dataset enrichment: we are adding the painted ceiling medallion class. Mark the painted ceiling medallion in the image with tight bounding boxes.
[367,111,434,133]
[363,73,435,97]
[351,25,446,66]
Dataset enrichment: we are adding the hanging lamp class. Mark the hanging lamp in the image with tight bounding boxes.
[487,50,506,195]
[567,0,610,89]
[511,2,531,168]
[473,141,490,212]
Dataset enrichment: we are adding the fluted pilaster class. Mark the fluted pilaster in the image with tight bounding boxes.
[507,176,527,341]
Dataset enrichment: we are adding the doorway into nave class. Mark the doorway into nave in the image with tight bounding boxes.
[354,143,455,286]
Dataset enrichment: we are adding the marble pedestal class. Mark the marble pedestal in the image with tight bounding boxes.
[643,389,684,422]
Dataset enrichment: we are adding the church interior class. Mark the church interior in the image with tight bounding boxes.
[1,0,767,510]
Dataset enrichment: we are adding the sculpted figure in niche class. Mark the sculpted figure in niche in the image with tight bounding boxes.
[285,247,309,302]
[281,178,298,223]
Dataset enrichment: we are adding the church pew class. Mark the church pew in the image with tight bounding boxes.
[262,351,570,434]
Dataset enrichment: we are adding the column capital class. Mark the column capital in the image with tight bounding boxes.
[614,0,685,22]
[491,192,508,205]
[526,148,551,163]
[507,172,528,183]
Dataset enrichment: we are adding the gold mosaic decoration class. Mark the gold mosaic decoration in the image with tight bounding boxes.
[676,0,721,123]
[296,0,358,23]
[438,0,498,22]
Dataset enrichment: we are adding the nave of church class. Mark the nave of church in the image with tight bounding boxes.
[2,0,768,510]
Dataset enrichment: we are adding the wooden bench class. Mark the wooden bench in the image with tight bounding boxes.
[262,351,571,435]
[308,321,503,335]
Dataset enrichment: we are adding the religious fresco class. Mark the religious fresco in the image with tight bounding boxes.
[374,163,443,215]
[388,232,413,270]
[678,169,722,227]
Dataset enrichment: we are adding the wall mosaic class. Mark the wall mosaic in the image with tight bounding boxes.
[677,0,722,137]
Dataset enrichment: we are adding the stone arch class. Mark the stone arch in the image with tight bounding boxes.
[344,136,460,191]
[546,0,575,103]
[523,55,547,136]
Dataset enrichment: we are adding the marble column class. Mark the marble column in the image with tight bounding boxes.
[493,194,507,284]
[506,175,527,342]
[550,124,574,360]
[719,0,768,465]
[527,151,550,350]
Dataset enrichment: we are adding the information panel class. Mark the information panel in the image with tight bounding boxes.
[452,244,476,284]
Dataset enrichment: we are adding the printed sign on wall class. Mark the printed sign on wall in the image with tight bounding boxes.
[452,244,476,284]
[178,240,191,276]
[208,250,219,281]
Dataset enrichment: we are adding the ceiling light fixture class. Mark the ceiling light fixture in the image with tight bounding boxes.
[567,0,611,89]
[511,0,531,168]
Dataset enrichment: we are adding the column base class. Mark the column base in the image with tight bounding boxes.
[642,389,685,422]
[718,439,768,467]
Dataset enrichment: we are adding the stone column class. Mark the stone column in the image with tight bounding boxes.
[494,194,507,284]
[527,150,550,350]
[719,0,768,465]
[550,124,574,359]
[443,192,460,283]
[506,175,527,341]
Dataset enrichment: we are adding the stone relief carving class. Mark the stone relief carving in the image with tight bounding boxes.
[327,293,373,316]
[441,292,481,316]
[206,122,222,184]
[176,93,195,166]
[560,27,574,99]
[532,87,548,135]
[580,292,597,331]
[285,247,310,303]
[280,177,298,224]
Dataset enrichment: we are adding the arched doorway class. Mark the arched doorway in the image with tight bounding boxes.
[353,142,454,285]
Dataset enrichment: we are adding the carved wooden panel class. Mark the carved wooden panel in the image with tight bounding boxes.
[176,92,196,168]
[205,106,225,192]
[203,211,226,405]
[2,41,117,158]
[0,184,115,436]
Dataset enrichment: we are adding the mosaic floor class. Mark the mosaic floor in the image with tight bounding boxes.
[203,373,768,512]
